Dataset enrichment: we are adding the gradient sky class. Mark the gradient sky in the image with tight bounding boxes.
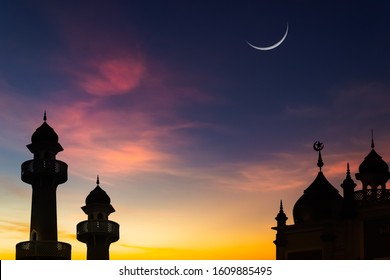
[1,0,390,260]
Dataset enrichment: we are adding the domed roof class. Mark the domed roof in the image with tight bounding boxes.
[31,121,59,144]
[293,171,343,224]
[358,149,389,174]
[86,177,112,205]
[86,185,111,205]
[27,112,63,154]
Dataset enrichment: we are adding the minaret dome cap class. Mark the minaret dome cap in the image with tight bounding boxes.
[85,185,111,205]
[31,112,59,144]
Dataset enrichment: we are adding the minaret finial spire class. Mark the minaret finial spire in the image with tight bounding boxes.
[43,111,47,122]
[313,141,324,171]
[371,129,375,149]
[345,162,353,181]
[275,199,288,226]
[96,175,100,186]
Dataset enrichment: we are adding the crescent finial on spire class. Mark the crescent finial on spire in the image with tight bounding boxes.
[313,141,324,171]
[371,129,375,149]
[43,111,47,122]
[96,175,100,186]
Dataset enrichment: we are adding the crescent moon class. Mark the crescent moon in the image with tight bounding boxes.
[247,23,289,51]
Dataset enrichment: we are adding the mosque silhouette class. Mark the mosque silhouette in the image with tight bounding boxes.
[13,114,390,260]
[273,139,390,259]
[15,113,119,260]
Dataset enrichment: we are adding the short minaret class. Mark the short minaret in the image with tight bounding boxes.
[77,176,120,260]
[341,163,357,218]
[16,112,71,259]
[272,200,288,259]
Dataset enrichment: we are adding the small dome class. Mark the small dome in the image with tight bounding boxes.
[85,186,111,205]
[31,121,59,144]
[293,172,343,224]
[358,149,389,174]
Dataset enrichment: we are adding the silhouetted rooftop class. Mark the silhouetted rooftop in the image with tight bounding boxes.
[358,148,389,174]
[31,121,59,144]
[293,171,343,224]
[85,185,111,205]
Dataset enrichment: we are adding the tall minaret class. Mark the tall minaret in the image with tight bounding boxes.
[77,176,119,260]
[16,112,71,259]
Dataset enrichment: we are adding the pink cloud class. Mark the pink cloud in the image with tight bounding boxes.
[77,57,144,96]
[41,102,200,180]
[43,2,146,97]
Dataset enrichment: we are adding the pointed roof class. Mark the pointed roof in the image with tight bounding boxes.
[358,148,389,174]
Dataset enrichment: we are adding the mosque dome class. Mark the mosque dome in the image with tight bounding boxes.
[293,171,343,224]
[293,142,343,224]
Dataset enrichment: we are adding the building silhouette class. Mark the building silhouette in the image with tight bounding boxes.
[77,176,120,260]
[272,139,390,259]
[16,113,71,259]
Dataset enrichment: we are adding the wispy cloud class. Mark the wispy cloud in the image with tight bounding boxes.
[75,56,145,96]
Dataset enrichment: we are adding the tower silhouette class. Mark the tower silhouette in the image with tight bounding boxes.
[16,113,71,259]
[77,176,119,260]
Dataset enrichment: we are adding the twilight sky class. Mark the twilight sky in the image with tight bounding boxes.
[1,0,390,259]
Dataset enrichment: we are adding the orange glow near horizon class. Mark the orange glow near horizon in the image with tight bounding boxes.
[1,100,389,260]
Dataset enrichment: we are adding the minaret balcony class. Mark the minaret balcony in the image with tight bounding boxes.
[354,189,390,202]
[77,220,120,243]
[21,159,68,184]
[16,240,71,260]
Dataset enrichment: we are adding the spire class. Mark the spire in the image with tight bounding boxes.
[43,111,47,122]
[341,162,356,190]
[371,129,375,149]
[275,200,288,227]
[96,175,100,186]
[313,141,324,171]
[341,162,357,218]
